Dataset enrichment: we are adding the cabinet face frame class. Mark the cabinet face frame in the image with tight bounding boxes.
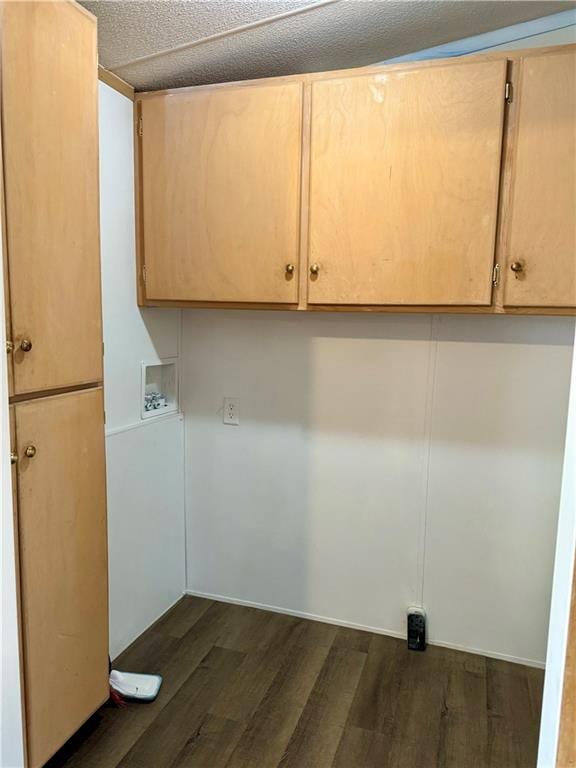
[1,0,104,397]
[135,44,576,316]
[0,76,14,396]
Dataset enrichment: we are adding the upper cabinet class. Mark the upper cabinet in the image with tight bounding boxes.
[2,0,103,396]
[307,60,507,306]
[500,50,576,309]
[135,46,575,316]
[138,82,303,304]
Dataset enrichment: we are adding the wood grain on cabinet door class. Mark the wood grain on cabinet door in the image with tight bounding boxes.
[502,51,576,308]
[558,563,576,767]
[140,82,302,303]
[15,388,108,768]
[307,60,507,305]
[8,405,28,764]
[2,1,103,396]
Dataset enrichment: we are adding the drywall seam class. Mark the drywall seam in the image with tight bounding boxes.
[185,590,545,669]
[179,308,189,591]
[416,315,439,609]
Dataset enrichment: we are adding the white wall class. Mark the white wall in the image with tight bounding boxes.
[538,339,576,766]
[182,312,573,665]
[424,317,572,663]
[99,82,185,659]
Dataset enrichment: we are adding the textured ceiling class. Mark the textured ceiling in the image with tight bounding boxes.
[82,0,574,92]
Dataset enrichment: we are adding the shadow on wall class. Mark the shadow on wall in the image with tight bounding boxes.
[180,310,574,665]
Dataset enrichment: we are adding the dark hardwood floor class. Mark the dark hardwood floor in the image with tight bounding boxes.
[47,597,544,768]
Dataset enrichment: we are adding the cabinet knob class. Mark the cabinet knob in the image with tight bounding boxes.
[510,262,524,274]
[24,445,36,459]
[10,451,17,465]
[285,264,295,275]
[6,340,14,354]
[20,338,33,352]
[310,264,320,276]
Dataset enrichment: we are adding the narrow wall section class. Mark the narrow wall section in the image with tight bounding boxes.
[99,82,185,658]
[538,335,576,766]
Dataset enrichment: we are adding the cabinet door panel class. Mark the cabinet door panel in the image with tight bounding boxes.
[2,1,103,395]
[502,51,576,308]
[140,83,302,303]
[308,61,507,305]
[15,388,108,768]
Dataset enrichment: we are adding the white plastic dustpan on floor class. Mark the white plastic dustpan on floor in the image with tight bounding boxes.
[110,670,163,702]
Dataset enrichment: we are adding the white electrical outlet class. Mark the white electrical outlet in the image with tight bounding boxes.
[223,397,240,426]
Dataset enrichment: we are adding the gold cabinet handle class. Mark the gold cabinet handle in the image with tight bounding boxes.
[24,445,36,458]
[285,264,295,275]
[6,340,14,354]
[10,451,18,465]
[20,338,33,352]
[510,261,524,274]
[310,264,320,276]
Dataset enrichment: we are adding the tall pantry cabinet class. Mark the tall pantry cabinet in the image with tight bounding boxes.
[1,3,109,767]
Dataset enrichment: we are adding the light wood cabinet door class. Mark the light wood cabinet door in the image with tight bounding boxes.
[14,388,108,768]
[307,61,507,305]
[139,82,302,303]
[2,1,103,395]
[502,51,576,308]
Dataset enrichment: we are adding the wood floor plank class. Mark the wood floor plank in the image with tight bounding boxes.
[118,646,245,768]
[332,726,391,768]
[526,666,545,720]
[346,633,407,733]
[224,641,332,768]
[486,658,541,768]
[295,619,338,648]
[48,601,232,768]
[170,714,245,768]
[45,598,544,768]
[332,626,373,653]
[44,709,147,768]
[215,604,297,653]
[383,645,448,767]
[153,596,214,639]
[209,615,305,722]
[280,646,367,768]
[436,651,488,768]
[226,645,329,768]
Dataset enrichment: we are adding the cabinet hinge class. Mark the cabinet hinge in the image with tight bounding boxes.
[504,81,513,104]
[492,263,501,286]
[142,265,147,283]
[137,115,143,137]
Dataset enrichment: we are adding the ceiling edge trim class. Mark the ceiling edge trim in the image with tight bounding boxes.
[98,65,135,100]
[384,8,576,63]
